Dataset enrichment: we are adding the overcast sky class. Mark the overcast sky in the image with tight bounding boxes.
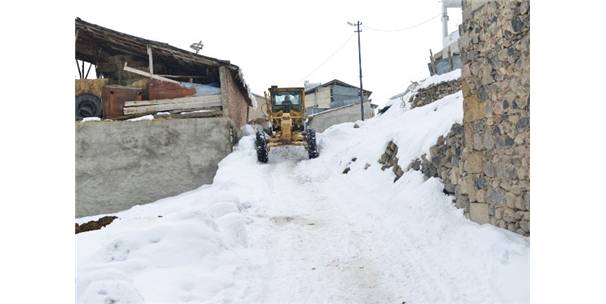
[77,0,461,107]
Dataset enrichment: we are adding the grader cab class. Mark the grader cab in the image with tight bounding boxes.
[255,86,319,163]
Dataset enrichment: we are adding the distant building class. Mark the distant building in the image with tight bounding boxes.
[304,79,372,115]
[247,93,270,127]
[304,79,375,132]
[428,0,463,76]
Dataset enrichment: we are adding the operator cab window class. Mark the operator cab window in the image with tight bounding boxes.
[272,92,301,112]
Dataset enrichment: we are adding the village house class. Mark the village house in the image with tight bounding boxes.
[303,79,375,132]
[75,18,257,217]
[303,79,372,115]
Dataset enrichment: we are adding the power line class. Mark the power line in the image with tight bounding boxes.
[297,33,354,83]
[364,14,441,32]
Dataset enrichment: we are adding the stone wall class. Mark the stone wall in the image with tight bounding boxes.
[76,117,239,217]
[457,0,530,235]
[409,79,462,109]
[377,0,530,236]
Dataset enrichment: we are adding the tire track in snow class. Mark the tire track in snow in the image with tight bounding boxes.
[248,147,395,303]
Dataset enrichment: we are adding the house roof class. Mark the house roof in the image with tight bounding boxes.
[75,17,254,106]
[304,79,372,96]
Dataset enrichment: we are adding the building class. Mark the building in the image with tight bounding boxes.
[304,79,372,115]
[75,17,255,128]
[428,0,463,76]
[303,79,375,132]
[75,18,256,217]
[247,93,270,127]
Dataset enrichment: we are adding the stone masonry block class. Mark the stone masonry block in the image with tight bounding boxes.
[469,202,490,224]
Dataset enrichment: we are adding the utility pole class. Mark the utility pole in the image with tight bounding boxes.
[348,21,365,121]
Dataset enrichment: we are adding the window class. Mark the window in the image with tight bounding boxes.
[272,92,302,112]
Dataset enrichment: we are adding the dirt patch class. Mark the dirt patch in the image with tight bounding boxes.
[76,216,118,234]
[270,215,317,226]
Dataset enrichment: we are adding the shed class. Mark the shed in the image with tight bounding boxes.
[75,18,255,127]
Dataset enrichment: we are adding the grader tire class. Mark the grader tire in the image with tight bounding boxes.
[306,129,319,159]
[255,131,269,163]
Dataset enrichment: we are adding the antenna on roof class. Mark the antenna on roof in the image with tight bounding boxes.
[190,40,204,54]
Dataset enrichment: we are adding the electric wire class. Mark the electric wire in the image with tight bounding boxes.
[297,13,442,83]
[298,33,355,83]
[364,14,441,32]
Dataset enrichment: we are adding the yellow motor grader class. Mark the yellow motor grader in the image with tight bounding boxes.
[255,86,319,163]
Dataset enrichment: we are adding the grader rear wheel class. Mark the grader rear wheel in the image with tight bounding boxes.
[306,129,319,159]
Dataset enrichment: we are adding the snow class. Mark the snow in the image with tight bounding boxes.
[77,87,529,303]
[180,82,221,96]
[127,115,154,121]
[386,68,462,109]
[81,117,101,122]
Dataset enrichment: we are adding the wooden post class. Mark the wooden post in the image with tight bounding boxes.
[76,59,82,79]
[147,45,154,75]
[85,62,92,79]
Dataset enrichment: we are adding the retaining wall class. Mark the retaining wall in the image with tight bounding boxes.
[458,0,530,235]
[378,0,530,236]
[76,117,238,217]
[308,102,374,132]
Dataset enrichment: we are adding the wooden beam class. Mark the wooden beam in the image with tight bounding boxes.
[161,110,223,119]
[123,95,222,115]
[123,62,179,84]
[124,94,221,107]
[156,74,207,79]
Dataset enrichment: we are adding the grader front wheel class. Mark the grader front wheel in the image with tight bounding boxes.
[255,131,269,163]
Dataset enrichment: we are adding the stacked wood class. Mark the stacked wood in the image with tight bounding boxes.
[123,94,222,116]
[154,110,223,119]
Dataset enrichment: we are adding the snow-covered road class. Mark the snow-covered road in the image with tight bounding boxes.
[77,83,529,303]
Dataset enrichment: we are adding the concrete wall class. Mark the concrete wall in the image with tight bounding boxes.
[308,101,374,132]
[305,86,331,109]
[76,117,238,217]
[220,66,249,128]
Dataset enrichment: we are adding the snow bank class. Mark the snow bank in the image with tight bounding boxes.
[386,68,461,109]
[77,79,528,303]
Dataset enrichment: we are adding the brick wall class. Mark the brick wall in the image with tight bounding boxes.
[219,66,249,128]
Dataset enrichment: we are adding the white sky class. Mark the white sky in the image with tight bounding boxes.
[77,0,461,107]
